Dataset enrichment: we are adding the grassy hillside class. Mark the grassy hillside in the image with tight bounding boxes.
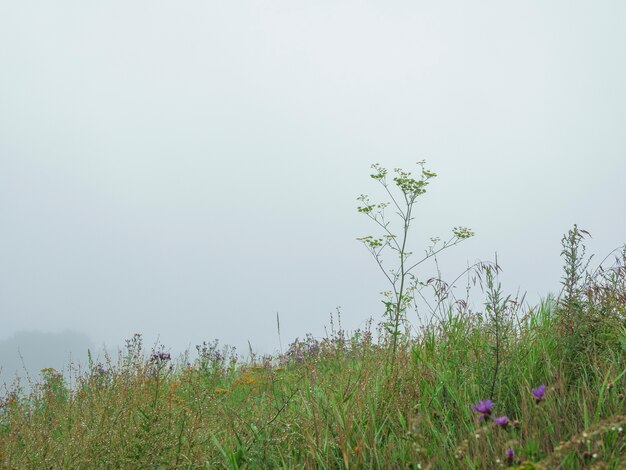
[2,162,625,468]
[1,243,625,468]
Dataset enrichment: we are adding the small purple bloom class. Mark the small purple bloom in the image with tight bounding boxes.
[471,399,494,417]
[505,447,514,463]
[532,385,546,403]
[494,415,510,427]
[151,351,171,362]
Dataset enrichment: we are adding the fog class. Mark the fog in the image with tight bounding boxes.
[1,1,625,382]
[0,331,92,389]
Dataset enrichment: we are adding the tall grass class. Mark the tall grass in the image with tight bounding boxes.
[2,202,625,468]
[1,247,625,468]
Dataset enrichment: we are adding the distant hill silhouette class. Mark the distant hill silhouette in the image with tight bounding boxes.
[0,330,93,389]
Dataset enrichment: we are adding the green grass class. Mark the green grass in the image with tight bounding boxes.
[1,297,624,469]
[2,245,626,468]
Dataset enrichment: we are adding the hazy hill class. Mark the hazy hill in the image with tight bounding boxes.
[0,330,93,388]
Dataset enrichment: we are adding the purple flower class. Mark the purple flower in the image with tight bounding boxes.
[471,399,494,418]
[505,447,514,463]
[532,385,546,403]
[494,416,510,428]
[151,351,171,362]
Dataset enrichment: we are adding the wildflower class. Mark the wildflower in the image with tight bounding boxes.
[532,385,546,403]
[471,399,494,419]
[151,351,171,362]
[494,416,510,428]
[512,419,521,429]
[505,448,514,464]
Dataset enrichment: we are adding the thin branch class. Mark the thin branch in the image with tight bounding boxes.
[404,235,462,273]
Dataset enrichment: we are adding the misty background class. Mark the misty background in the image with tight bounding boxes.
[1,1,625,387]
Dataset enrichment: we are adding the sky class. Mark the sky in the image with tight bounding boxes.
[1,1,625,381]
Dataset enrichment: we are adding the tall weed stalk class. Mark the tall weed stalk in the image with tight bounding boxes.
[357,161,474,366]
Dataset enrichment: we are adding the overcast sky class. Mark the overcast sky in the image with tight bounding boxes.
[1,1,625,374]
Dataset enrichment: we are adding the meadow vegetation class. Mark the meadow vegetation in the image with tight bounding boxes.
[1,164,624,469]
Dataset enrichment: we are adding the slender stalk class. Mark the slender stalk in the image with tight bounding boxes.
[357,162,474,368]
